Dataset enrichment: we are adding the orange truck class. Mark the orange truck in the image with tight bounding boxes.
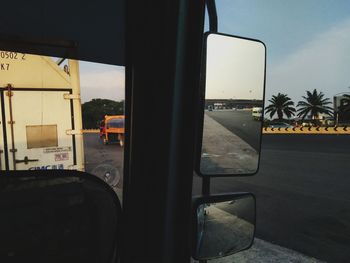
[100,115,125,146]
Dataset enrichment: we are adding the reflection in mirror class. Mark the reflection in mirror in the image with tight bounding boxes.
[200,34,265,175]
[194,194,255,260]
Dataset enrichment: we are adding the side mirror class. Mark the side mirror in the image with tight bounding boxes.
[197,33,266,176]
[192,193,256,260]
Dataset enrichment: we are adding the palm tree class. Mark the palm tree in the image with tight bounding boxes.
[297,89,333,123]
[265,93,296,121]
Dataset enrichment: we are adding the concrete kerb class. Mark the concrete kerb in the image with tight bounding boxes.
[202,238,326,263]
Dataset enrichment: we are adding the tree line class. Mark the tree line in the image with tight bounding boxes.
[82,99,124,129]
[265,89,350,123]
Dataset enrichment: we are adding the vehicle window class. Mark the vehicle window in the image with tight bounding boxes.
[107,118,124,128]
[80,61,125,202]
[198,0,350,262]
[0,53,125,201]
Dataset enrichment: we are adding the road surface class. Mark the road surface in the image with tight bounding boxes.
[194,110,350,263]
[83,117,350,262]
[83,133,123,199]
[206,110,261,151]
[197,134,350,263]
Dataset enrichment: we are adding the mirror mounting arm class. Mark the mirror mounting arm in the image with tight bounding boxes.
[206,0,218,32]
[202,176,211,196]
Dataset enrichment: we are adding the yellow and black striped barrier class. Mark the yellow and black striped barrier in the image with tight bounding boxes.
[263,127,350,135]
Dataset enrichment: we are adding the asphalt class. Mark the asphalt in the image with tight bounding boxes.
[83,133,123,200]
[195,135,350,263]
[206,110,261,151]
[194,110,350,263]
[201,114,258,175]
[83,112,350,263]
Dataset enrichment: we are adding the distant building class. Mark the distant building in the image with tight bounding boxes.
[205,99,263,110]
[334,94,350,124]
[213,102,225,109]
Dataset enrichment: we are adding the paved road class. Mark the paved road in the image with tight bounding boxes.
[193,135,350,263]
[206,110,261,151]
[83,133,123,199]
[83,128,350,263]
[198,111,350,262]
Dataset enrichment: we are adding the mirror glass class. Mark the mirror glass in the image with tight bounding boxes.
[194,195,255,260]
[200,33,266,175]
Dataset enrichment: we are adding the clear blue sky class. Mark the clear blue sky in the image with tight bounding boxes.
[215,0,350,62]
[213,0,350,106]
[79,1,350,108]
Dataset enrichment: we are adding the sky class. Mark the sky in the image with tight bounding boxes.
[205,34,265,100]
[79,61,124,103]
[214,0,350,105]
[79,0,350,107]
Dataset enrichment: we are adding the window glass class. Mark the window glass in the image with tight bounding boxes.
[0,52,125,201]
[107,118,124,128]
[80,61,125,202]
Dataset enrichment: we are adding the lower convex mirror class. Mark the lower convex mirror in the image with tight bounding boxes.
[0,171,121,263]
[192,193,255,260]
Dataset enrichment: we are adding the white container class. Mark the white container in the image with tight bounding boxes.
[0,51,84,171]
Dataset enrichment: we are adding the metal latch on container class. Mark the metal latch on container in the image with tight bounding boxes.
[66,129,83,135]
[5,91,13,97]
[15,156,39,165]
[63,94,81,100]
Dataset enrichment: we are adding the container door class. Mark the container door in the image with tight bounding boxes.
[4,90,75,170]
